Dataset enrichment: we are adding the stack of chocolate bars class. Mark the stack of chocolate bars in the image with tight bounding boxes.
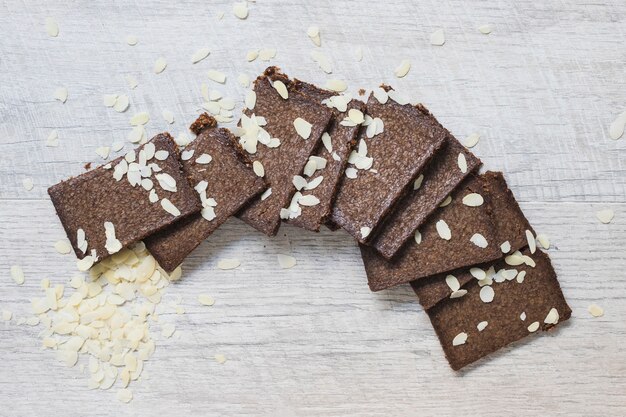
[48,66,571,371]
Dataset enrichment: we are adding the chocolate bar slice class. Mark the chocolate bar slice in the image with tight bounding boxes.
[330,87,447,243]
[412,172,535,309]
[426,249,571,370]
[236,67,333,236]
[368,105,481,259]
[144,114,267,272]
[48,133,201,263]
[286,80,365,232]
[361,172,507,291]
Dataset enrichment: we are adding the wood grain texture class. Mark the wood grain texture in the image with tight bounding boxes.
[0,0,625,416]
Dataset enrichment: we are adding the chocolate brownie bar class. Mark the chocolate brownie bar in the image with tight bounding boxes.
[361,173,506,291]
[426,249,571,370]
[368,105,481,259]
[48,133,201,264]
[286,80,365,232]
[412,171,534,309]
[330,87,447,243]
[144,114,267,272]
[236,67,333,236]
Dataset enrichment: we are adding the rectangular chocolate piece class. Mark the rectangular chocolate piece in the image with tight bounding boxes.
[144,114,267,272]
[361,172,505,291]
[48,133,201,263]
[411,171,535,310]
[368,105,481,259]
[237,67,333,236]
[286,80,365,232]
[330,87,447,243]
[426,248,571,370]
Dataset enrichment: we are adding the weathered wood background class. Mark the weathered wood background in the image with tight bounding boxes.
[1,0,625,415]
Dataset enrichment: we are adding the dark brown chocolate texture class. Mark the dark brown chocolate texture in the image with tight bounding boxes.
[426,248,571,371]
[368,104,481,259]
[236,67,333,236]
[48,133,201,262]
[144,114,267,272]
[330,88,447,244]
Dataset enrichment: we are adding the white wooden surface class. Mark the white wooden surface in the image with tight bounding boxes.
[1,0,625,415]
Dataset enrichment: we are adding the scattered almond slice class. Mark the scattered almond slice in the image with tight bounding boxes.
[246,50,258,62]
[272,80,288,99]
[45,17,59,37]
[162,110,174,124]
[462,193,483,206]
[130,112,150,126]
[128,126,146,143]
[452,332,467,346]
[245,90,256,110]
[198,294,215,306]
[298,195,320,206]
[218,259,241,270]
[307,25,321,46]
[2,310,12,322]
[46,129,60,147]
[261,188,272,201]
[54,87,68,103]
[233,1,249,19]
[22,178,34,191]
[414,230,422,244]
[470,233,488,248]
[394,60,411,78]
[238,73,251,87]
[96,146,110,159]
[464,133,480,147]
[478,24,492,34]
[126,35,138,46]
[113,95,129,113]
[435,219,451,240]
[479,286,495,303]
[526,230,537,254]
[413,174,424,190]
[544,308,559,324]
[439,196,452,207]
[252,161,264,177]
[154,57,167,74]
[258,49,276,61]
[360,227,371,239]
[191,48,210,64]
[325,79,347,92]
[214,354,227,364]
[54,239,72,254]
[160,199,180,216]
[457,153,468,173]
[10,265,25,285]
[207,70,226,83]
[310,50,332,73]
[596,208,614,224]
[126,75,139,89]
[500,241,511,253]
[430,28,445,46]
[445,274,460,291]
[277,254,297,269]
[293,117,312,139]
[588,304,604,317]
[609,111,626,140]
[527,322,540,332]
[536,234,550,249]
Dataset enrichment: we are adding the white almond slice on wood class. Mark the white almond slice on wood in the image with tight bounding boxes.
[414,230,422,244]
[191,48,210,64]
[54,87,68,103]
[46,129,59,147]
[298,195,320,206]
[126,35,138,45]
[54,239,72,254]
[253,161,264,177]
[373,88,389,104]
[207,70,226,83]
[478,24,492,34]
[96,147,110,159]
[470,233,488,248]
[596,208,614,224]
[154,57,167,74]
[233,2,249,19]
[103,94,118,107]
[588,304,604,317]
[294,117,312,139]
[310,50,332,73]
[445,275,460,291]
[130,112,150,126]
[307,25,321,46]
[114,95,129,112]
[536,234,550,249]
[112,141,124,152]
[527,321,540,332]
[198,294,215,306]
[22,177,34,191]
[238,73,251,88]
[76,255,95,271]
[272,80,288,99]
[457,153,468,173]
[261,188,272,201]
[394,59,411,78]
[387,90,409,105]
[360,227,371,239]
[277,254,297,269]
[160,198,180,216]
[452,332,467,346]
[413,174,424,190]
[215,354,227,364]
[526,229,537,254]
[245,90,256,110]
[609,117,625,140]
[430,28,445,46]
[126,75,139,89]
[326,79,347,92]
[162,110,175,124]
[259,48,277,61]
[246,50,258,62]
[218,259,241,270]
[45,17,59,37]
[10,265,25,285]
[435,219,451,240]
[479,286,495,303]
[544,308,559,324]
[439,195,452,207]
[464,133,480,148]
[196,154,212,164]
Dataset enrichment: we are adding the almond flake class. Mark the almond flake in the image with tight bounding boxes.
[162,110,175,124]
[149,189,158,203]
[355,46,363,61]
[292,175,308,190]
[439,196,452,207]
[154,150,169,161]
[588,304,604,317]
[478,24,492,34]
[198,294,215,306]
[321,132,332,152]
[156,173,177,192]
[181,150,194,161]
[430,28,445,46]
[95,146,110,160]
[233,2,249,19]
[479,286,495,303]
[445,274,460,291]
[452,332,467,346]
[500,240,511,253]
[104,222,123,254]
[154,57,167,74]
[609,115,625,140]
[544,308,559,324]
[22,177,34,191]
[2,310,12,321]
[305,176,323,191]
[307,26,321,46]
[325,79,347,92]
[413,174,424,190]
[245,90,256,110]
[516,270,526,283]
[526,229,537,254]
[253,161,264,177]
[470,233,488,248]
[261,188,272,201]
[191,48,210,64]
[310,50,332,73]
[394,59,411,78]
[112,141,124,152]
[373,88,389,104]
[126,75,139,89]
[345,167,358,179]
[218,259,240,270]
[215,354,227,364]
[130,112,150,126]
[536,234,550,249]
[477,321,488,331]
[238,73,251,87]
[54,87,68,103]
[114,95,129,112]
[464,133,480,147]
[450,289,468,298]
[160,198,180,216]
[360,227,372,239]
[54,239,72,254]
[103,94,118,107]
[414,230,422,244]
[457,152,468,173]
[272,80,288,99]
[45,17,59,37]
[76,255,95,271]
[258,49,276,61]
[388,89,409,105]
[294,117,312,139]
[196,153,212,164]
[10,265,25,285]
[298,194,320,206]
[46,129,59,147]
[505,251,525,266]
[246,50,258,62]
[470,267,486,280]
[435,219,451,240]
[125,35,138,45]
[207,70,226,83]
[277,254,297,269]
[520,312,527,321]
[462,193,483,207]
[596,208,614,224]
[527,321,540,332]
